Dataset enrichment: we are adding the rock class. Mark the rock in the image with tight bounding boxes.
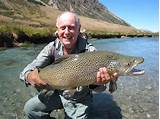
[146,113,151,118]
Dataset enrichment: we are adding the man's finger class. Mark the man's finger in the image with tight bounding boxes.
[96,71,101,83]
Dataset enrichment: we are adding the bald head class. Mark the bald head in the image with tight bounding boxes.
[56,11,80,28]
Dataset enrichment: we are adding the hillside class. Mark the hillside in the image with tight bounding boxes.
[0,0,136,30]
[0,0,152,47]
[46,0,130,26]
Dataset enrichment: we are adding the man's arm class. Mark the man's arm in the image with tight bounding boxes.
[19,41,55,88]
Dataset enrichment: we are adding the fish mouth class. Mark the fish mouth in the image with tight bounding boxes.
[129,68,145,75]
[125,58,145,76]
[125,65,145,76]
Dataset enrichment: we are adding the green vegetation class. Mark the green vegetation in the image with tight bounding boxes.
[0,22,56,37]
[86,29,153,38]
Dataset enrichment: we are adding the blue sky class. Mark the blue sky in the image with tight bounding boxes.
[99,0,159,32]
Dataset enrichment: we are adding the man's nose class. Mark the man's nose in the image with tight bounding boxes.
[64,27,70,34]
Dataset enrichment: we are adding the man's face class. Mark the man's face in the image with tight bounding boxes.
[57,13,80,49]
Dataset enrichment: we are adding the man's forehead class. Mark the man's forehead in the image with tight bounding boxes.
[58,15,77,27]
[59,23,75,28]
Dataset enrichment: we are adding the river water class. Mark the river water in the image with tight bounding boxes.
[0,37,158,119]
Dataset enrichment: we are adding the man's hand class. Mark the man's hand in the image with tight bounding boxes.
[96,67,118,85]
[26,69,49,90]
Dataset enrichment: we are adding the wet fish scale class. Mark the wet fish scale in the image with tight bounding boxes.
[39,51,144,91]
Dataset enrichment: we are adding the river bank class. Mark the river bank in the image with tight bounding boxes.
[0,31,157,48]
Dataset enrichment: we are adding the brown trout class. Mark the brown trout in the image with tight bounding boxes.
[39,51,144,92]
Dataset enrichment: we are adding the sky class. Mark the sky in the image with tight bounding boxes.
[99,0,159,32]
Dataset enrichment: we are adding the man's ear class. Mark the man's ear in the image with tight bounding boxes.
[54,30,59,38]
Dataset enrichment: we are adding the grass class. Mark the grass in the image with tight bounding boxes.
[0,22,56,37]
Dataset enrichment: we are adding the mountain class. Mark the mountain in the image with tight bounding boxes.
[0,0,152,47]
[0,0,135,31]
[46,0,129,26]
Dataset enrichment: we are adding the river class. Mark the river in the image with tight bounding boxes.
[0,37,158,119]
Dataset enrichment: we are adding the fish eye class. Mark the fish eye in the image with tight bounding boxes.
[127,62,132,66]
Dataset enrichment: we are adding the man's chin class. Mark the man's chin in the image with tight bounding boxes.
[63,42,72,48]
[62,38,76,49]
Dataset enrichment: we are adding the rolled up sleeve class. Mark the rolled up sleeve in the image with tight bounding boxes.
[19,42,55,84]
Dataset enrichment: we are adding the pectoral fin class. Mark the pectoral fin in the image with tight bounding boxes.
[109,80,117,93]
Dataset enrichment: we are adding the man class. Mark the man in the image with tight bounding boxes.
[20,11,118,119]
